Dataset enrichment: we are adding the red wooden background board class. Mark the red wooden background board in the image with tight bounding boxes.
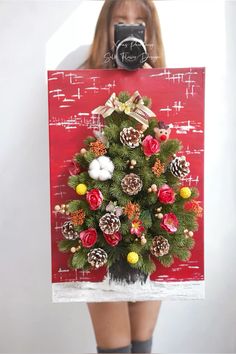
[48,68,204,284]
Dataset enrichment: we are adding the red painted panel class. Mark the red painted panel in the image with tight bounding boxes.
[48,68,204,284]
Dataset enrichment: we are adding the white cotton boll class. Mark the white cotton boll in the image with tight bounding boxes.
[107,161,114,173]
[88,169,99,180]
[88,156,114,181]
[89,159,100,171]
[99,170,112,181]
[98,156,110,169]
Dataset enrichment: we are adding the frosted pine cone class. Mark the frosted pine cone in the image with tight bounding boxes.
[120,127,142,148]
[61,221,79,240]
[169,155,190,179]
[121,173,143,196]
[99,213,121,234]
[87,248,108,269]
[150,235,170,257]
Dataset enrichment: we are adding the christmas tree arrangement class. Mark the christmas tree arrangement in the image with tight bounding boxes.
[54,91,203,284]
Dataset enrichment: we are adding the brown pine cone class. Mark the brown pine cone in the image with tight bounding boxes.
[121,173,143,196]
[150,236,170,257]
[87,248,108,268]
[99,213,121,234]
[120,127,142,148]
[61,221,80,240]
[169,155,190,178]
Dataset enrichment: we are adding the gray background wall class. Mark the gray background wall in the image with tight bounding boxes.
[0,1,235,353]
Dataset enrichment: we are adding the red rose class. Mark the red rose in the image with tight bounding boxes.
[157,184,175,204]
[103,231,122,247]
[160,213,179,233]
[142,135,160,157]
[80,228,97,248]
[86,188,103,210]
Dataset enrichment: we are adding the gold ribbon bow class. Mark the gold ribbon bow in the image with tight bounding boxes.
[92,91,156,129]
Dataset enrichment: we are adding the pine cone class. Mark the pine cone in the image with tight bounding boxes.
[169,155,190,178]
[61,221,79,240]
[120,127,142,148]
[150,236,170,257]
[121,173,143,195]
[99,213,121,234]
[87,248,108,269]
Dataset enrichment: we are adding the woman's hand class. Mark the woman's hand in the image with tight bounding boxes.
[142,62,152,69]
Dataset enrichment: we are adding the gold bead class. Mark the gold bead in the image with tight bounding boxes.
[156,207,162,212]
[157,213,163,219]
[54,205,61,211]
[141,236,147,245]
[130,165,134,169]
[71,247,76,253]
[131,159,137,166]
[80,148,87,154]
[188,231,194,237]
[151,184,157,192]
[155,213,158,217]
[61,204,66,209]
[184,229,189,234]
[148,188,152,193]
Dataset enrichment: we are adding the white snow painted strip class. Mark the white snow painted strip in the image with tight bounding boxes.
[52,278,205,303]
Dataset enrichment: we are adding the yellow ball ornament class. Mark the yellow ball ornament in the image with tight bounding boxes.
[127,252,139,264]
[76,183,87,195]
[180,187,191,199]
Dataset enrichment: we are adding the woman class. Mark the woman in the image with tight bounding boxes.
[80,1,165,352]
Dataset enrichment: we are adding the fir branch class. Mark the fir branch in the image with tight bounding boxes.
[141,257,156,274]
[71,251,88,269]
[171,248,191,261]
[120,221,130,235]
[118,91,130,102]
[68,175,80,189]
[104,124,120,142]
[144,118,158,136]
[159,139,182,161]
[113,157,126,171]
[74,153,88,168]
[85,217,97,228]
[83,151,96,164]
[67,200,81,212]
[142,96,152,108]
[140,210,152,228]
[84,136,96,146]
[157,254,174,267]
[58,239,77,252]
[184,237,195,250]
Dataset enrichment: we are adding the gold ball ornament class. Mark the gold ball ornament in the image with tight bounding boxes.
[157,213,163,219]
[131,159,137,166]
[127,252,139,264]
[71,245,81,253]
[180,187,191,199]
[151,184,158,192]
[76,183,87,195]
[80,148,87,155]
[54,205,61,211]
[141,235,147,245]
[188,231,194,237]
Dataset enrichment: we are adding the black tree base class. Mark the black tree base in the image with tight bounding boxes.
[108,258,148,285]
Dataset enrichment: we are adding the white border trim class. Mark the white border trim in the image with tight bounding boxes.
[52,278,205,303]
